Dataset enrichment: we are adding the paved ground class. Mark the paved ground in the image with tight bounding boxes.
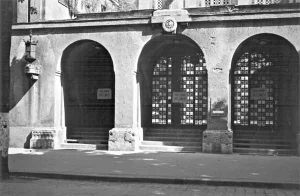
[0,176,299,196]
[8,148,300,187]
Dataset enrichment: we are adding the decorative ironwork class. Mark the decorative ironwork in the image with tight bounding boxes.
[232,50,288,128]
[152,54,207,126]
[152,57,172,125]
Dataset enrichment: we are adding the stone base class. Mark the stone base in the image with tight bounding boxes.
[202,130,233,154]
[108,128,139,151]
[30,129,58,149]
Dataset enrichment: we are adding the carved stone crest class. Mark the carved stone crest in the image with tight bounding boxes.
[162,17,177,33]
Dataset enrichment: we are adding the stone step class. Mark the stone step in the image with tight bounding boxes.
[68,135,109,140]
[141,140,202,146]
[144,132,203,137]
[68,131,109,135]
[60,143,97,150]
[233,142,294,149]
[77,139,108,145]
[233,147,297,156]
[139,144,202,152]
[143,136,202,142]
[144,128,204,133]
[233,138,294,144]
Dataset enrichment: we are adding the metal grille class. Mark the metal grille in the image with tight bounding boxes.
[152,54,207,126]
[180,55,207,125]
[233,51,285,128]
[157,0,163,9]
[152,57,172,125]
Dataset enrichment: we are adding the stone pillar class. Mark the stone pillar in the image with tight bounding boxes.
[202,65,233,154]
[108,59,140,151]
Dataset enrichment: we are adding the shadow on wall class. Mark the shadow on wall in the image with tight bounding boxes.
[9,56,36,110]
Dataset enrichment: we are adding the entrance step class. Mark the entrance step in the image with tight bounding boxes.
[60,143,97,150]
[234,147,297,156]
[139,144,202,152]
[233,129,296,156]
[66,127,110,150]
[142,128,203,152]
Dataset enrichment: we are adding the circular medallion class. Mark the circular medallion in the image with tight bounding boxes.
[162,17,177,33]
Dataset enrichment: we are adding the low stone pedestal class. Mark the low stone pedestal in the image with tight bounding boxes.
[30,129,57,149]
[108,128,139,151]
[202,130,233,154]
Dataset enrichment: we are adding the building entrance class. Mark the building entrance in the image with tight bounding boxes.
[231,34,299,155]
[138,35,207,152]
[62,40,114,148]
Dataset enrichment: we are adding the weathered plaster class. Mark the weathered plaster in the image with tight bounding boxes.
[9,7,300,150]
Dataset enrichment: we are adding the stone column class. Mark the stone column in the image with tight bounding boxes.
[202,66,233,154]
[108,60,140,151]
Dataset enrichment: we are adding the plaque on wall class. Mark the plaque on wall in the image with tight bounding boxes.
[172,92,187,103]
[97,88,112,100]
[250,88,268,100]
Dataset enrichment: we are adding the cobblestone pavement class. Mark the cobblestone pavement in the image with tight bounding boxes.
[0,177,299,196]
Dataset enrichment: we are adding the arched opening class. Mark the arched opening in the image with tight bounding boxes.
[61,40,115,149]
[231,34,299,155]
[138,35,207,151]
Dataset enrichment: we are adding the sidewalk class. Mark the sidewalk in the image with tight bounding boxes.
[8,148,300,188]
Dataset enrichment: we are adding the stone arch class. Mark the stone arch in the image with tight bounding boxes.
[61,40,115,146]
[230,33,299,154]
[137,34,207,130]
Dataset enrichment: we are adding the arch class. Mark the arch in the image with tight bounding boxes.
[230,33,299,153]
[138,34,207,129]
[61,40,115,145]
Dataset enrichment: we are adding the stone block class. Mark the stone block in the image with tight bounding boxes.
[30,129,57,149]
[108,128,139,151]
[202,130,232,154]
[0,114,9,157]
[151,9,191,23]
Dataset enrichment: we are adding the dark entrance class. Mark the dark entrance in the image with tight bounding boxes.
[231,34,299,155]
[62,40,114,148]
[138,35,207,152]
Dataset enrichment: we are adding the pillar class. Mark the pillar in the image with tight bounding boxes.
[202,64,233,154]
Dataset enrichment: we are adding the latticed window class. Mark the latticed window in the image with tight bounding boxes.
[152,54,207,127]
[232,50,288,128]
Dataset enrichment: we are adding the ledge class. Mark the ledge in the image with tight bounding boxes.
[11,4,300,30]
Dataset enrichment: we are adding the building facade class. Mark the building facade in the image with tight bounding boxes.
[8,0,300,155]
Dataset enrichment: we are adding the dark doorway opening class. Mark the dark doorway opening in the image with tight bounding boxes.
[62,40,115,149]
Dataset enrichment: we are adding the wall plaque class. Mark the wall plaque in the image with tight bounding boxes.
[172,92,187,103]
[250,88,268,100]
[97,88,112,100]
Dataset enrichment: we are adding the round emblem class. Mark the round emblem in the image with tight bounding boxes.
[162,17,177,33]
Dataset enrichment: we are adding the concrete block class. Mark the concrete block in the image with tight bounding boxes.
[0,114,9,157]
[30,129,58,149]
[108,128,139,151]
[202,130,233,154]
[151,9,191,23]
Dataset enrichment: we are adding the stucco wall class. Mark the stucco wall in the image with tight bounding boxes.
[9,12,300,147]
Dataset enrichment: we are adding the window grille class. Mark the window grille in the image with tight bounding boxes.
[152,57,172,125]
[152,54,207,126]
[232,50,287,128]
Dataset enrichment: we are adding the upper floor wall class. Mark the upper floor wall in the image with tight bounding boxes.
[14,0,300,23]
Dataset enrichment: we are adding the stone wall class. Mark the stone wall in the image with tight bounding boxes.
[9,7,300,151]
